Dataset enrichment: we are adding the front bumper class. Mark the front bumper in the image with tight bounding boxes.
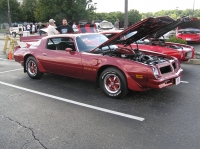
[146,68,183,88]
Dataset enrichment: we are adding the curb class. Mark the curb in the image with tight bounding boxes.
[184,59,200,65]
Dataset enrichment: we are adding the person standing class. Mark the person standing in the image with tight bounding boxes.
[38,23,43,36]
[26,24,31,32]
[32,23,36,34]
[47,19,58,36]
[114,19,119,30]
[56,19,74,34]
[72,22,78,33]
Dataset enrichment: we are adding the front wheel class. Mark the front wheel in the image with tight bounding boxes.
[99,67,129,98]
[26,56,43,79]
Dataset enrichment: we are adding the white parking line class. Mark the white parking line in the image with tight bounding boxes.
[0,58,10,61]
[0,81,145,121]
[0,68,23,74]
[181,81,189,83]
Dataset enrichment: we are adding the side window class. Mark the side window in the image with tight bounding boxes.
[46,38,59,50]
[46,37,75,51]
[57,37,75,51]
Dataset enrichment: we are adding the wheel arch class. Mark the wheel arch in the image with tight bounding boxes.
[24,54,46,73]
[95,65,127,88]
[24,54,34,72]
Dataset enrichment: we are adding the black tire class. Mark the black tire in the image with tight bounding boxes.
[26,56,43,79]
[99,67,129,98]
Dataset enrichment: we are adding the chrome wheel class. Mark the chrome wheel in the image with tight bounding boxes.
[100,67,128,98]
[26,56,43,79]
[27,60,37,76]
[104,74,121,94]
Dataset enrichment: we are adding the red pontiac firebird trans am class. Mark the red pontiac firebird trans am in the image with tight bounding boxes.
[176,17,200,43]
[14,16,183,98]
[101,16,194,62]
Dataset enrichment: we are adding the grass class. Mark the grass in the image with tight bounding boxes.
[0,29,9,33]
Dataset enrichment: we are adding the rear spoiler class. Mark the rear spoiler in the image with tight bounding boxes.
[77,24,97,33]
[20,35,44,42]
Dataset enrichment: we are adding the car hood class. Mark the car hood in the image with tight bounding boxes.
[178,18,200,29]
[148,16,191,38]
[93,16,175,51]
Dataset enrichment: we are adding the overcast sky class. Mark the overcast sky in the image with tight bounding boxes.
[92,0,199,13]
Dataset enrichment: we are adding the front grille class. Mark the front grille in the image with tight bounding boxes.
[160,65,172,74]
[185,51,192,58]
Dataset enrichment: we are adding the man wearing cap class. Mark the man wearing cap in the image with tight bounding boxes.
[56,19,74,34]
[47,19,58,36]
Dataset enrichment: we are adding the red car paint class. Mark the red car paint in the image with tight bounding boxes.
[101,30,194,62]
[14,17,183,98]
[176,18,200,43]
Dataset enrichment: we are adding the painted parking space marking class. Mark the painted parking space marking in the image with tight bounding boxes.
[0,68,23,74]
[0,81,145,121]
[181,81,189,83]
[0,58,11,61]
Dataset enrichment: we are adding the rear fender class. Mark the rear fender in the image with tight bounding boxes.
[13,45,21,53]
[24,55,46,73]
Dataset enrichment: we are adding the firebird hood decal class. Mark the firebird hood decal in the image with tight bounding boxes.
[96,16,175,50]
[149,16,191,38]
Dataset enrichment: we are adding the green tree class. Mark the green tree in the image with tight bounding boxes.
[141,9,200,20]
[128,9,142,24]
[96,9,141,26]
[21,0,37,22]
[0,0,22,24]
[35,0,92,24]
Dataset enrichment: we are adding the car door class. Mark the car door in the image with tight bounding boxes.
[40,37,83,78]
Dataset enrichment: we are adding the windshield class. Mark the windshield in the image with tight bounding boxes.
[94,45,118,54]
[76,34,108,52]
[178,28,200,34]
[124,31,137,39]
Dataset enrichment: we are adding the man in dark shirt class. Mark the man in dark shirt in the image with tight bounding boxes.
[56,19,74,34]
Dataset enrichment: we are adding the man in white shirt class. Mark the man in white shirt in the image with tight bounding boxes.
[47,19,58,36]
[32,24,35,33]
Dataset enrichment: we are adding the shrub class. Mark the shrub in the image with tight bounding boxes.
[166,36,187,44]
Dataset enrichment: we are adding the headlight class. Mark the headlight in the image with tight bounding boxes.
[152,66,159,79]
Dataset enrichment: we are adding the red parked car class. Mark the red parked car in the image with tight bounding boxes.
[101,17,194,62]
[14,16,182,98]
[176,18,200,43]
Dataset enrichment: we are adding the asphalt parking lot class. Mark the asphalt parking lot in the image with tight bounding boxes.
[0,40,200,149]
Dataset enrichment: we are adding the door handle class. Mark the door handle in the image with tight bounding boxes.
[42,53,47,56]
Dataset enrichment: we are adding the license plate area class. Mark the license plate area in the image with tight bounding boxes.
[186,38,191,41]
[175,76,180,85]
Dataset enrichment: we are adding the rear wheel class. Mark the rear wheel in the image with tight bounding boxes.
[26,56,43,79]
[99,67,129,98]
